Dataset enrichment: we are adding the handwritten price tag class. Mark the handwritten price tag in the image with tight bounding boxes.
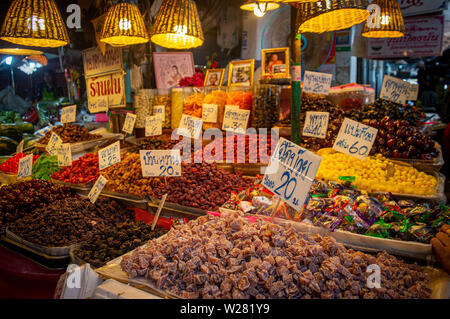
[222,106,250,134]
[46,132,63,156]
[88,98,108,114]
[140,150,181,177]
[303,71,333,95]
[145,116,163,137]
[57,143,72,167]
[17,154,33,179]
[98,141,121,170]
[263,138,322,211]
[333,118,378,160]
[88,176,107,204]
[202,104,218,123]
[122,113,137,134]
[178,114,203,140]
[379,75,410,105]
[61,105,76,123]
[408,83,419,101]
[302,112,329,139]
[153,105,165,122]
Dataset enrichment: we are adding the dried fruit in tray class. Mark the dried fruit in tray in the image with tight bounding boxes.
[0,153,39,174]
[31,154,60,180]
[38,123,102,144]
[51,153,99,184]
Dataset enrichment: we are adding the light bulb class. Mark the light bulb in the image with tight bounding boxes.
[5,56,12,65]
[254,3,267,17]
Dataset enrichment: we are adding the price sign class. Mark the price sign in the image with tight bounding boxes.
[145,116,163,137]
[303,71,333,95]
[61,105,76,123]
[202,104,218,123]
[17,154,33,179]
[140,150,181,177]
[379,75,410,105]
[99,141,121,170]
[88,176,107,204]
[333,118,378,160]
[302,112,330,139]
[88,98,108,114]
[122,113,137,134]
[46,132,63,156]
[153,105,165,122]
[57,143,72,167]
[263,138,322,211]
[408,83,419,101]
[178,114,203,140]
[222,106,250,134]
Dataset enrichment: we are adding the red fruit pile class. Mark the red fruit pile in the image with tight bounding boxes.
[0,153,39,174]
[51,153,99,184]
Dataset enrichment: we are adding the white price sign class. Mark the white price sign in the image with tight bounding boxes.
[17,154,33,179]
[202,104,218,123]
[333,118,378,160]
[302,112,330,139]
[57,143,72,167]
[153,105,165,122]
[98,141,121,170]
[140,150,181,177]
[222,106,250,134]
[178,114,203,140]
[61,105,77,123]
[122,113,137,134]
[408,84,419,101]
[145,116,163,137]
[263,138,322,211]
[46,132,63,156]
[303,71,333,95]
[379,75,410,105]
[88,176,107,204]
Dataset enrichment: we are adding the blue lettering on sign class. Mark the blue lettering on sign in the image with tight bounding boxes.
[304,114,327,136]
[343,123,376,143]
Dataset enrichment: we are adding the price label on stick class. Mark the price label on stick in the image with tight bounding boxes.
[222,106,250,134]
[408,83,419,101]
[302,112,329,139]
[140,150,181,177]
[178,114,203,140]
[61,105,76,123]
[57,143,72,167]
[379,75,410,105]
[263,138,322,211]
[333,118,378,160]
[303,71,333,95]
[88,98,108,114]
[145,116,163,137]
[17,154,33,179]
[98,141,121,170]
[202,104,218,123]
[122,113,137,134]
[46,132,63,156]
[88,176,107,204]
[153,105,165,122]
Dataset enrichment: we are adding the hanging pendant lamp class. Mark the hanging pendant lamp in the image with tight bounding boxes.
[0,0,69,48]
[362,0,405,38]
[101,2,149,47]
[0,48,43,56]
[297,0,370,33]
[240,1,281,17]
[150,0,204,49]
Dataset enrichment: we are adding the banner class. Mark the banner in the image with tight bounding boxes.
[86,71,126,110]
[399,0,447,17]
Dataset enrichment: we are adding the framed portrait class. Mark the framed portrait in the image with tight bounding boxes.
[227,59,255,87]
[262,47,290,79]
[204,69,225,87]
[153,52,195,90]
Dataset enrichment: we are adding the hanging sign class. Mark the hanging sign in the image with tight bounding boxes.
[202,104,218,123]
[98,141,121,171]
[86,72,125,111]
[333,118,378,160]
[17,154,33,179]
[400,0,447,17]
[263,138,322,211]
[57,143,72,167]
[153,105,165,122]
[379,75,411,105]
[302,112,330,139]
[140,150,182,177]
[61,105,77,124]
[303,71,333,95]
[178,114,203,140]
[82,46,123,78]
[222,106,250,134]
[145,116,163,137]
[122,113,137,134]
[88,176,107,204]
[46,133,63,156]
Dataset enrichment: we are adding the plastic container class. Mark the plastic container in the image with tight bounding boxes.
[153,89,171,129]
[202,87,227,130]
[134,89,156,129]
[226,86,254,130]
[253,84,280,129]
[171,88,184,129]
[182,87,205,119]
[327,83,373,111]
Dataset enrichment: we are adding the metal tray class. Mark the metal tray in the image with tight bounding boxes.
[50,178,92,191]
[0,171,18,185]
[148,199,207,219]
[392,143,444,173]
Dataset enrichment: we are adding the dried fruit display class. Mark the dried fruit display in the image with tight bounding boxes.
[154,94,171,129]
[183,92,204,119]
[253,86,279,129]
[51,153,99,184]
[31,155,60,180]
[203,90,227,130]
[38,123,101,144]
[121,212,431,299]
[0,153,39,174]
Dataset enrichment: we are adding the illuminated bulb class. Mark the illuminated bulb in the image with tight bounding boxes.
[118,18,131,30]
[380,15,390,25]
[254,3,267,17]
[5,56,12,65]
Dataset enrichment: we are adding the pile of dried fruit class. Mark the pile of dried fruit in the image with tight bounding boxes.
[51,153,99,184]
[31,155,60,180]
[38,123,101,144]
[0,153,39,174]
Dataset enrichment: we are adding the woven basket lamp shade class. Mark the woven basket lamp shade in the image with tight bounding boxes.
[362,0,405,38]
[151,0,204,49]
[0,48,43,55]
[101,2,149,47]
[0,0,69,48]
[297,0,370,33]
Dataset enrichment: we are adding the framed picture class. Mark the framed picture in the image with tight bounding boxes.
[204,68,225,87]
[227,59,255,87]
[153,52,195,90]
[262,47,290,79]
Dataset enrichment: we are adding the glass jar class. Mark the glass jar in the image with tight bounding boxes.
[134,89,156,129]
[183,87,205,119]
[226,86,254,130]
[171,88,184,129]
[253,84,280,129]
[154,89,171,129]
